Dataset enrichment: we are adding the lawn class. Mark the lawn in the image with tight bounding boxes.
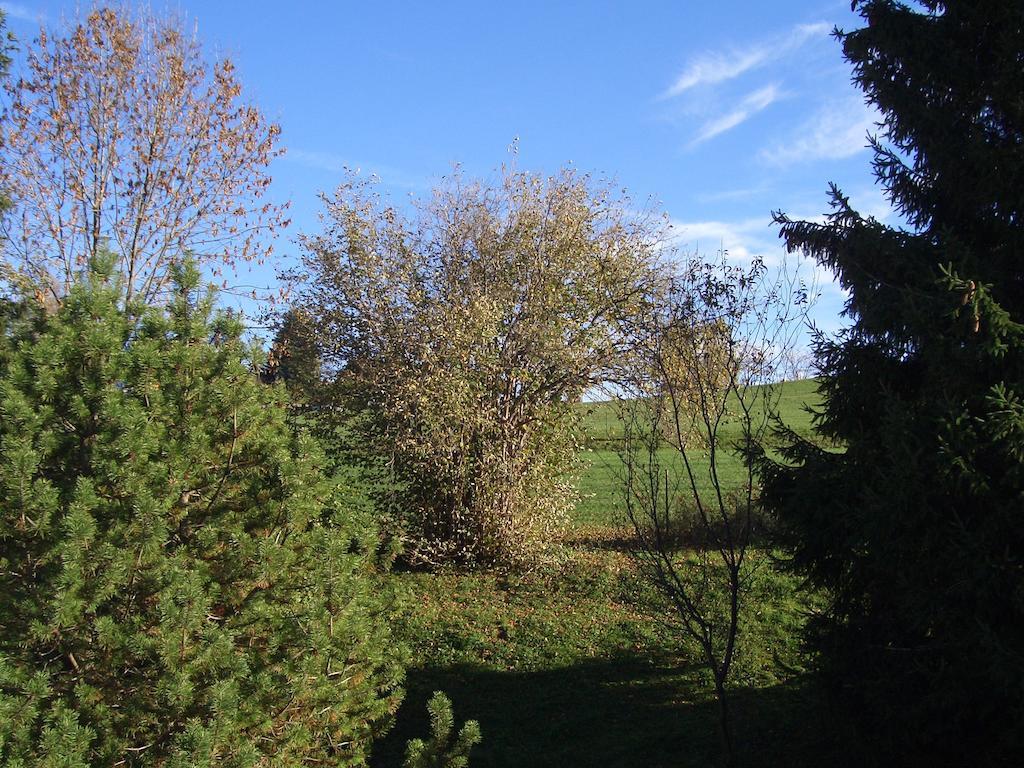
[371,379,860,767]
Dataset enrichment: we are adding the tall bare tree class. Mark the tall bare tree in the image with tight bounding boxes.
[0,5,286,304]
[617,252,810,765]
[0,10,13,214]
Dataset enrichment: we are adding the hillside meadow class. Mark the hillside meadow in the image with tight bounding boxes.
[371,379,864,768]
[573,378,822,526]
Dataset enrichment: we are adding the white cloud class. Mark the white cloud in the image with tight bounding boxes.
[759,95,880,166]
[667,214,830,278]
[849,187,895,223]
[690,84,781,146]
[663,49,769,99]
[667,216,777,264]
[0,2,44,22]
[287,149,355,174]
[663,214,848,341]
[786,188,896,226]
[790,22,833,41]
[661,21,830,99]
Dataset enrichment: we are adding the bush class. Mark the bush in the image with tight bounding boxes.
[0,259,404,765]
[292,166,663,568]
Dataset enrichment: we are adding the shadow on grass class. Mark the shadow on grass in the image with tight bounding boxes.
[565,530,636,554]
[565,527,776,557]
[371,657,870,768]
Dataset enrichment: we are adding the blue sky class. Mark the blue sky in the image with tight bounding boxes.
[1,1,893,335]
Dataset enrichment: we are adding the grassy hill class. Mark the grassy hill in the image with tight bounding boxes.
[372,379,843,768]
[577,377,822,446]
[573,378,823,525]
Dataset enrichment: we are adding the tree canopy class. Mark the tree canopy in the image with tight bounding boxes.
[0,7,286,305]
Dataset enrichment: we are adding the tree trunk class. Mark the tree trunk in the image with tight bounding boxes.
[715,676,735,768]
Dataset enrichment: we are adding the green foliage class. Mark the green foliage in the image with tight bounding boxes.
[376,534,823,767]
[403,692,481,768]
[264,307,323,405]
[761,1,1024,762]
[0,258,404,765]
[293,166,663,568]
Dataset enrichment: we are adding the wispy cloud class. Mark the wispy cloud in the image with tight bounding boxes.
[789,187,894,224]
[286,149,426,190]
[667,216,777,264]
[661,21,830,99]
[668,215,843,317]
[696,183,771,204]
[287,149,358,174]
[0,2,44,22]
[690,84,781,146]
[663,213,848,344]
[850,187,894,223]
[663,49,768,100]
[758,95,879,166]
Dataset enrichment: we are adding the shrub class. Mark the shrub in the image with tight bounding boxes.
[292,166,663,567]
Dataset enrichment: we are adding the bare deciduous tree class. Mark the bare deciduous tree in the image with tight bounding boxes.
[617,252,810,765]
[0,5,286,304]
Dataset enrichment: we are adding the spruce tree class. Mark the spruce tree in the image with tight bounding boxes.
[761,1,1024,762]
[0,259,404,765]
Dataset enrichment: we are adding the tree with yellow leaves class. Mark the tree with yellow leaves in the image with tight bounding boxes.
[292,165,665,567]
[0,6,286,304]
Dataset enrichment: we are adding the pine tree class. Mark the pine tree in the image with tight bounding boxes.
[402,692,481,768]
[760,1,1024,762]
[0,258,404,765]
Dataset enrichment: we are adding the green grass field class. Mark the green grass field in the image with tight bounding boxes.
[573,379,823,525]
[372,380,856,768]
[577,378,821,448]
